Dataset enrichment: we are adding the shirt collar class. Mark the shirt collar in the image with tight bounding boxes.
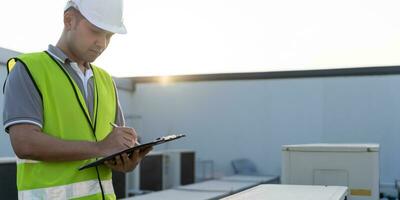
[47,44,93,77]
[47,44,69,64]
[70,62,93,78]
[47,44,91,68]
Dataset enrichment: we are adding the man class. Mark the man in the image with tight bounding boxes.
[2,0,152,199]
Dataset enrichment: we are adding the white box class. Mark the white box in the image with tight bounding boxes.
[177,179,257,193]
[122,189,225,200]
[219,175,279,184]
[221,184,348,200]
[281,144,379,200]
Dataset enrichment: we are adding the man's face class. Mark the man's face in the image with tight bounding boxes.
[66,10,114,63]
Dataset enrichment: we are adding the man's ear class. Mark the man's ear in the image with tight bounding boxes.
[64,10,74,31]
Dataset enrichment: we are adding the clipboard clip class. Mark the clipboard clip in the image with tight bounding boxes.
[156,134,185,141]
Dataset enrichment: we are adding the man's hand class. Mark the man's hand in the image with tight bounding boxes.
[104,147,153,172]
[97,126,138,157]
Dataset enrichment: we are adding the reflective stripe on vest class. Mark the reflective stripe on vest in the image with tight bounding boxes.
[18,179,114,200]
[16,158,39,164]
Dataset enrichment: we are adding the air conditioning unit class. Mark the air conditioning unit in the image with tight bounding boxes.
[112,170,127,199]
[0,157,17,199]
[127,150,195,194]
[163,149,195,188]
[281,143,379,200]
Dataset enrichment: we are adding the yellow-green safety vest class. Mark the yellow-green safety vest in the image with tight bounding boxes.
[7,51,117,200]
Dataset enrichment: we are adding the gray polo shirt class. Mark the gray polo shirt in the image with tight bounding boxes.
[3,45,125,133]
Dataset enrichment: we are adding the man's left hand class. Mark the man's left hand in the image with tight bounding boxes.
[104,147,153,172]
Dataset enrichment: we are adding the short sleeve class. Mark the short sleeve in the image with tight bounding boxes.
[3,61,43,133]
[113,80,125,127]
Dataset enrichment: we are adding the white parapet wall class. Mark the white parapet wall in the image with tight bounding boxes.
[0,47,21,157]
[0,47,20,65]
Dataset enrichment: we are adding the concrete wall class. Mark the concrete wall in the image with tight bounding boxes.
[0,47,20,157]
[129,75,400,186]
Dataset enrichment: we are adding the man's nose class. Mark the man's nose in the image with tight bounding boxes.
[95,36,107,50]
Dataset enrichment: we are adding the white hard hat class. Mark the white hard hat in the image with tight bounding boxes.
[64,0,127,34]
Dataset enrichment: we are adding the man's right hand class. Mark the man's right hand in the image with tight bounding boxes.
[97,126,138,157]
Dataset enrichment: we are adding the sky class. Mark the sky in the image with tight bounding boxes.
[1,0,400,77]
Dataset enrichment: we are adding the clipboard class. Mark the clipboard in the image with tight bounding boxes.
[78,134,186,170]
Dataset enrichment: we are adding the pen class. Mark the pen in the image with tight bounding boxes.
[110,122,141,145]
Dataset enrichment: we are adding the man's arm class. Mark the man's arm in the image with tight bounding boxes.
[9,123,137,162]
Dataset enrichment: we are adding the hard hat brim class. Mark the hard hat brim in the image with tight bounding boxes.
[84,16,127,34]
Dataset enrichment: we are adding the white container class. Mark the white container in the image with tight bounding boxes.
[122,189,226,200]
[177,179,258,193]
[219,175,279,184]
[221,184,348,200]
[281,143,379,200]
